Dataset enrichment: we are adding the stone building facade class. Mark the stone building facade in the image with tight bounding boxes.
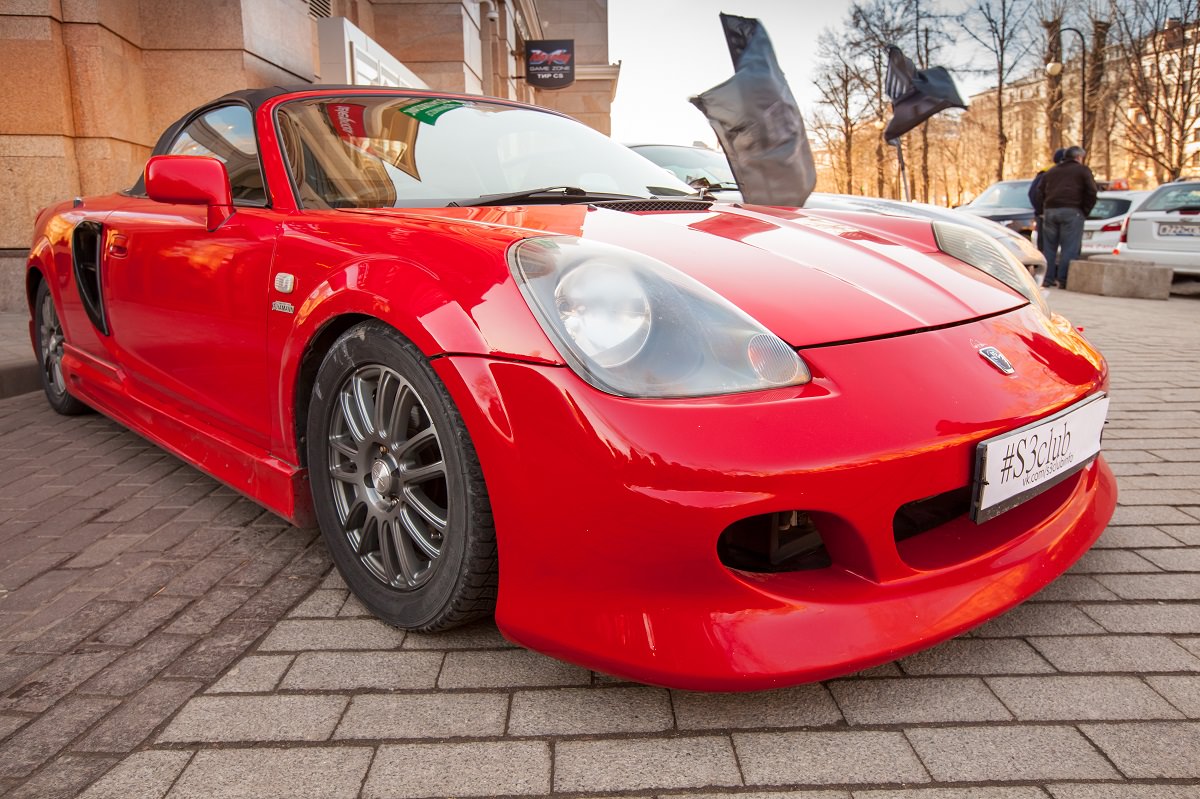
[0,0,618,310]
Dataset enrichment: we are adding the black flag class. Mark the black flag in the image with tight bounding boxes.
[690,14,816,206]
[883,45,967,143]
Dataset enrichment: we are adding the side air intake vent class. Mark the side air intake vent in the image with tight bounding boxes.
[718,511,831,573]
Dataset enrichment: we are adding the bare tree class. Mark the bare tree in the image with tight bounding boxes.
[813,30,870,193]
[960,0,1037,180]
[905,0,957,201]
[849,0,908,197]
[1109,0,1200,181]
[1039,0,1068,151]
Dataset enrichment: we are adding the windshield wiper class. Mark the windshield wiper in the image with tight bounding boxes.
[449,186,646,207]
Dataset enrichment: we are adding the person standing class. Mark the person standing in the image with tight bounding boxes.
[1029,148,1066,259]
[1037,145,1098,288]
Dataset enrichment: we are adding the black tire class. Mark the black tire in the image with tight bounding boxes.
[34,280,89,416]
[306,320,497,631]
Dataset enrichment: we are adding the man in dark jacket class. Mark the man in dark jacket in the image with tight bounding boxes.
[1029,148,1066,259]
[1037,145,1098,288]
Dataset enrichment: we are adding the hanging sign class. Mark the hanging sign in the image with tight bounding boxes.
[525,40,574,89]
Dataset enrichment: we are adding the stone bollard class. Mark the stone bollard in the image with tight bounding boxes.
[1065,256,1173,300]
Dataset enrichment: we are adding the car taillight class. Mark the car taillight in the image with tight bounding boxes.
[1100,220,1123,233]
[1119,216,1130,243]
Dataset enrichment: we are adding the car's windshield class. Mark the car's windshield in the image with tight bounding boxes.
[1088,198,1132,220]
[1140,183,1200,212]
[968,181,1033,210]
[276,95,694,208]
[632,145,738,188]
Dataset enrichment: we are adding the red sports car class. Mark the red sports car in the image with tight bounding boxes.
[26,87,1115,690]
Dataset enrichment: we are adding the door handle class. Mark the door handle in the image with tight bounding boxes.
[108,234,128,258]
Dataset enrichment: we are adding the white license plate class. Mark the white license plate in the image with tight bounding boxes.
[1158,223,1200,236]
[972,394,1109,522]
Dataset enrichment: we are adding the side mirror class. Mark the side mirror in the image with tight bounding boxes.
[144,155,234,232]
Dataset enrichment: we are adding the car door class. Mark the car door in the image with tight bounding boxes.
[102,104,279,449]
[1127,183,1200,256]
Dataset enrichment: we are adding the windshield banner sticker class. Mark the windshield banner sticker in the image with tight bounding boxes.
[399,98,466,126]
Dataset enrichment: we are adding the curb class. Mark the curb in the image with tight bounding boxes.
[0,360,41,400]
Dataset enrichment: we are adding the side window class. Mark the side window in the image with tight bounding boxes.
[169,105,268,206]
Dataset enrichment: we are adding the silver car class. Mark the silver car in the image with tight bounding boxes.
[1114,181,1200,275]
[1082,190,1150,257]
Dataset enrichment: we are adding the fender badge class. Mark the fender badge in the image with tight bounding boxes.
[979,346,1015,375]
[271,300,295,314]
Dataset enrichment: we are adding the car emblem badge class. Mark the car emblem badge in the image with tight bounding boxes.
[979,346,1015,375]
[271,300,294,314]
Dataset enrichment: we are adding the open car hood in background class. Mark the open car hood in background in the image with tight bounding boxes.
[345,204,1029,350]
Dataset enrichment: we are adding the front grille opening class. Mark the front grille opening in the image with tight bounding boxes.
[893,486,972,543]
[718,511,832,573]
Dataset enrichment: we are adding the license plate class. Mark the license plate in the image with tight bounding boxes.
[1082,231,1093,239]
[1158,223,1200,236]
[972,394,1109,522]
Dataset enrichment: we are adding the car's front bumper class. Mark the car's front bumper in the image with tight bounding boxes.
[435,305,1115,690]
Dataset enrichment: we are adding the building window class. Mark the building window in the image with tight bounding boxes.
[309,0,332,19]
[1194,128,1200,142]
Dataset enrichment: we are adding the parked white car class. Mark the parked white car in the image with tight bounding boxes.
[1082,190,1150,257]
[1113,181,1200,275]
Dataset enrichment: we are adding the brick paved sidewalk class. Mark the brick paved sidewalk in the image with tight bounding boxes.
[1,289,1198,798]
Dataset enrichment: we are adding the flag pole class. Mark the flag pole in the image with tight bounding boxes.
[893,137,911,202]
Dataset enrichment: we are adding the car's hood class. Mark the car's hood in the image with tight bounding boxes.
[345,204,1028,349]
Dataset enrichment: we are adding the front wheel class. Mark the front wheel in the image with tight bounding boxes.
[34,280,89,415]
[306,321,497,631]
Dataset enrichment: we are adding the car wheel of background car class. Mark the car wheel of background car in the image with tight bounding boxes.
[34,280,89,416]
[307,320,497,631]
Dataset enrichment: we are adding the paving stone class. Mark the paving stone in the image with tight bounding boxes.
[1163,525,1200,545]
[74,679,202,752]
[336,692,508,739]
[337,592,369,616]
[1109,506,1197,526]
[986,675,1184,720]
[402,620,516,649]
[735,730,928,786]
[1080,721,1200,778]
[92,595,192,646]
[855,790,1048,799]
[100,561,192,603]
[207,655,294,693]
[899,638,1055,675]
[1138,547,1200,571]
[0,713,29,739]
[555,736,740,793]
[974,604,1107,637]
[1028,575,1119,602]
[160,557,245,597]
[258,618,404,651]
[1,650,119,713]
[0,652,54,693]
[364,741,550,798]
[77,749,193,799]
[1080,602,1200,633]
[157,695,347,742]
[4,590,103,643]
[80,633,197,697]
[905,725,1119,781]
[438,648,591,688]
[1093,525,1185,548]
[0,695,120,778]
[285,589,348,618]
[65,534,146,569]
[675,792,849,799]
[508,686,672,736]
[1070,549,1160,573]
[279,650,442,691]
[830,676,1011,724]
[169,746,371,799]
[1030,635,1200,672]
[162,586,255,635]
[672,684,842,729]
[162,620,269,680]
[1147,675,1200,717]
[4,753,120,799]
[228,572,321,621]
[1047,784,1200,798]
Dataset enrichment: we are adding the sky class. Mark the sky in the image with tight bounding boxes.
[607,0,983,148]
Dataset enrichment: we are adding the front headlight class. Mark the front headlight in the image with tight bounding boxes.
[933,222,1050,317]
[509,236,811,398]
